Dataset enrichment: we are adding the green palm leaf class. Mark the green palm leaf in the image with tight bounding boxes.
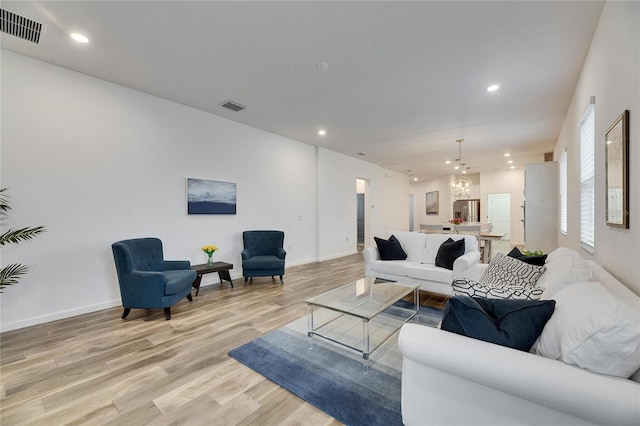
[0,263,29,291]
[0,187,10,215]
[0,226,47,246]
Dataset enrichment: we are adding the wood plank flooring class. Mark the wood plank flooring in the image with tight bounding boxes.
[0,253,447,425]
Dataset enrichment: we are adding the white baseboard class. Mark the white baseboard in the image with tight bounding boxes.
[2,253,362,332]
[1,299,122,333]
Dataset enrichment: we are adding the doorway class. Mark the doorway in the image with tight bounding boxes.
[487,193,511,238]
[408,193,414,231]
[356,178,369,251]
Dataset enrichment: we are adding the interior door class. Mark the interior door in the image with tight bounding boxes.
[488,193,511,238]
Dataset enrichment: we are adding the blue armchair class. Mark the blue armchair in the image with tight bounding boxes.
[242,230,286,284]
[111,238,196,320]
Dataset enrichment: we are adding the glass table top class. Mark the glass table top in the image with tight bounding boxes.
[305,277,418,320]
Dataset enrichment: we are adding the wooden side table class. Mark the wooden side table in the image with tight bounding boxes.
[191,262,234,296]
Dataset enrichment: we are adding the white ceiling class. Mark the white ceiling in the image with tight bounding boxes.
[1,1,604,181]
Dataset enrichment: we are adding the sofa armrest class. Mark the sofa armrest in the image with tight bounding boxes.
[398,324,640,426]
[362,246,380,276]
[452,251,480,277]
[120,271,166,306]
[276,247,287,259]
[163,260,191,270]
[456,262,488,282]
[241,249,251,260]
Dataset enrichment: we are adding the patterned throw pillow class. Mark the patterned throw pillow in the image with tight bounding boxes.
[452,278,545,300]
[479,253,546,288]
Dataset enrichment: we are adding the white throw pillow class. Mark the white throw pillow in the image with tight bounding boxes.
[479,253,546,288]
[545,247,581,264]
[389,231,425,262]
[535,282,640,378]
[538,254,592,298]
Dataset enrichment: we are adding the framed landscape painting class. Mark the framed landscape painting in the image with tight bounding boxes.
[187,178,237,214]
[426,191,439,215]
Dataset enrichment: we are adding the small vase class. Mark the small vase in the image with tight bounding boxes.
[207,252,214,266]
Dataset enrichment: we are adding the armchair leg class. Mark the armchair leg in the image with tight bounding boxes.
[279,275,284,285]
[186,293,193,302]
[244,277,248,284]
[164,307,171,320]
[122,308,131,319]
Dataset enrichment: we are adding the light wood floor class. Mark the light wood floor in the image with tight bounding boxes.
[0,253,447,425]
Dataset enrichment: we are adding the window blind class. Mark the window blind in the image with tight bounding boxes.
[580,103,595,250]
[560,148,567,234]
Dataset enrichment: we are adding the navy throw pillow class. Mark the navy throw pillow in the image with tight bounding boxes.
[374,235,407,261]
[435,238,465,270]
[441,296,556,351]
[507,247,547,266]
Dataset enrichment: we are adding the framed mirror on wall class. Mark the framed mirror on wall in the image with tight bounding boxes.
[605,110,629,228]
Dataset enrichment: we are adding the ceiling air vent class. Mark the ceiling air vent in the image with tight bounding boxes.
[221,100,246,112]
[0,9,44,44]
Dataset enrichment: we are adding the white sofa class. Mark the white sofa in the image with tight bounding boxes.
[362,231,481,295]
[398,255,640,426]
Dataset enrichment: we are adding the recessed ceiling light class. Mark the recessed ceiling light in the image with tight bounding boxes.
[316,62,329,71]
[454,165,460,170]
[510,166,515,169]
[504,153,511,157]
[318,129,326,136]
[413,177,418,182]
[508,160,513,164]
[487,84,500,92]
[461,170,467,174]
[70,33,89,43]
[445,160,451,165]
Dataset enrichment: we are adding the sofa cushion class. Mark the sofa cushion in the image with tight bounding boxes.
[390,231,425,262]
[374,235,407,260]
[452,277,545,300]
[538,253,592,298]
[370,260,409,276]
[406,263,454,284]
[507,247,547,266]
[441,296,556,351]
[435,238,465,270]
[479,253,546,288]
[534,282,640,378]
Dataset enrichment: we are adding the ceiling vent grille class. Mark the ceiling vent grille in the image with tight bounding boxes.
[0,9,43,44]
[221,100,246,112]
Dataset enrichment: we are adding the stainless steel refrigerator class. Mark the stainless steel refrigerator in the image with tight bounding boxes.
[453,199,481,223]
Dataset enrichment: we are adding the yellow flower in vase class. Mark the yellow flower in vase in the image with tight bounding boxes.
[201,245,219,265]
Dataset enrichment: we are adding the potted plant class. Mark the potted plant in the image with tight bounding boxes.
[0,188,46,292]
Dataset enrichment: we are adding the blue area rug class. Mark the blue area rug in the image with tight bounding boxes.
[228,303,443,426]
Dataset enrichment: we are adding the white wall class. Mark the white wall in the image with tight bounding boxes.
[0,51,408,331]
[317,147,409,259]
[411,175,452,226]
[554,1,640,294]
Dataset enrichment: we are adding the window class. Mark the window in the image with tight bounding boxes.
[580,101,595,250]
[559,148,567,234]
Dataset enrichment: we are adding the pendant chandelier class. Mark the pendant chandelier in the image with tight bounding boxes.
[450,139,473,198]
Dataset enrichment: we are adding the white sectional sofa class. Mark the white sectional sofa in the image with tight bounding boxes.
[398,251,640,426]
[363,231,481,295]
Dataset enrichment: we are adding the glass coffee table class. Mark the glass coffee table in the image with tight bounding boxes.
[305,277,419,373]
